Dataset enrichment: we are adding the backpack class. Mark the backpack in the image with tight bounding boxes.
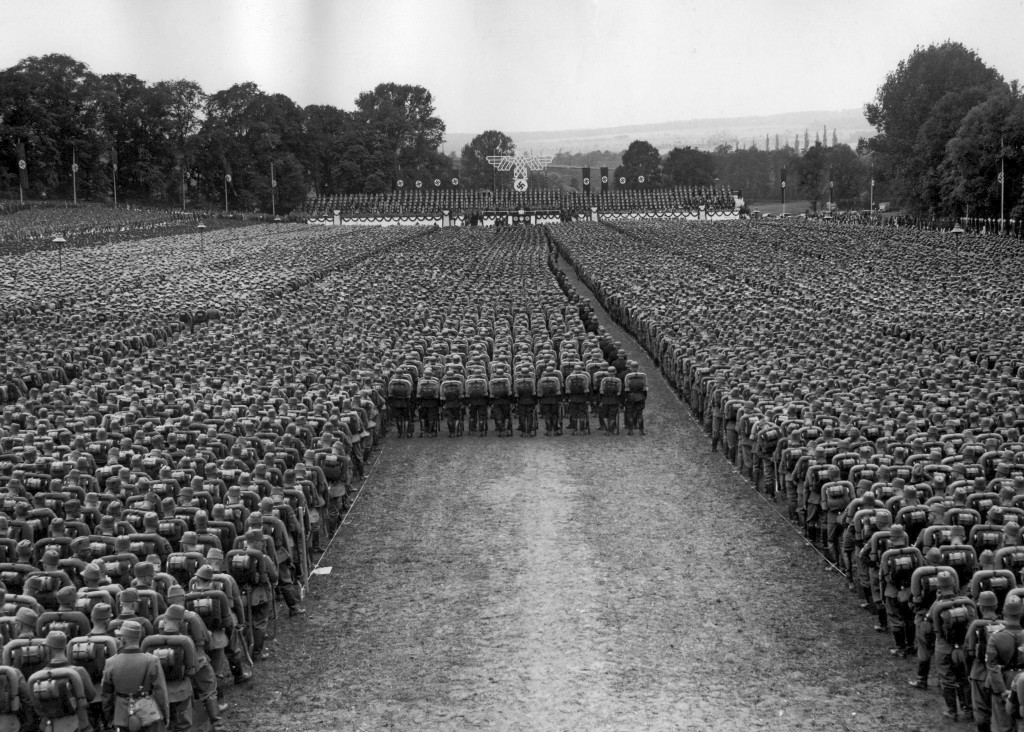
[514,378,534,398]
[466,379,487,399]
[489,379,510,399]
[228,551,261,588]
[941,603,973,647]
[187,591,223,631]
[31,672,78,718]
[69,638,112,684]
[566,373,588,396]
[539,378,559,397]
[151,643,187,682]
[625,372,647,394]
[0,667,17,714]
[601,377,620,397]
[888,553,915,589]
[441,381,463,401]
[388,380,412,399]
[418,381,439,400]
[824,484,848,511]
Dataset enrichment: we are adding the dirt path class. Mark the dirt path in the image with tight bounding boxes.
[229,260,957,732]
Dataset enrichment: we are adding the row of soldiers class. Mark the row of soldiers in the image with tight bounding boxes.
[385,346,649,438]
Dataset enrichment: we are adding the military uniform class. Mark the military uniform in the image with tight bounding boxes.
[99,620,169,732]
[986,597,1024,732]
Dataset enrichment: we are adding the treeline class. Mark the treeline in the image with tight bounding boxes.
[863,41,1023,219]
[0,54,448,212]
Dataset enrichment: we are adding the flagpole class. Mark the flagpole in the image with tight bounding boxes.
[112,158,118,209]
[72,146,78,205]
[271,162,276,218]
[1001,135,1006,235]
[224,175,228,214]
[182,168,186,211]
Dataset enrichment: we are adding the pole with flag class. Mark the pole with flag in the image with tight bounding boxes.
[781,165,787,216]
[828,171,834,211]
[16,140,28,204]
[1000,135,1006,235]
[271,161,277,218]
[71,146,79,205]
[222,157,232,214]
[111,146,118,209]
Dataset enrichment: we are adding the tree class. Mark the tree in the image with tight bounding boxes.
[940,91,1024,218]
[354,83,445,180]
[662,146,715,186]
[864,41,1006,213]
[615,139,661,186]
[460,130,514,189]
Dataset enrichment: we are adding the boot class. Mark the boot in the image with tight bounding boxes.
[205,696,226,731]
[941,687,958,721]
[908,661,928,689]
[889,628,906,655]
[872,601,888,630]
[958,685,973,721]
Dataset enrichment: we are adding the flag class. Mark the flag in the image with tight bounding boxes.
[111,147,118,172]
[16,141,28,190]
[222,156,235,191]
[582,167,591,195]
[600,167,609,193]
[781,166,787,193]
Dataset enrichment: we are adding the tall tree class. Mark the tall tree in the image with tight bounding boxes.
[615,139,661,185]
[864,41,1006,213]
[354,83,445,181]
[460,130,514,189]
[662,146,715,186]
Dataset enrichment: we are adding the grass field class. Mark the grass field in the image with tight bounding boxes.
[746,199,815,215]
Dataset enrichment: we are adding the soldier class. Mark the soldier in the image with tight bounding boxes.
[930,570,977,721]
[598,366,622,435]
[27,630,95,732]
[564,363,591,435]
[465,369,490,436]
[415,368,441,437]
[986,596,1024,732]
[229,529,278,661]
[965,590,1000,731]
[622,361,648,436]
[439,370,466,437]
[880,525,923,662]
[514,366,537,437]
[100,620,168,732]
[537,365,563,436]
[386,374,414,438]
[141,604,204,732]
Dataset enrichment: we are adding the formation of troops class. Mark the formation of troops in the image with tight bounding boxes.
[552,218,1024,731]
[0,219,654,730]
[8,207,1024,729]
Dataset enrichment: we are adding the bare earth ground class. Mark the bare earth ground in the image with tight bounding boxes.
[225,264,957,732]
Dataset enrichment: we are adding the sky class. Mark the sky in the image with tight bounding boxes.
[3,0,1024,135]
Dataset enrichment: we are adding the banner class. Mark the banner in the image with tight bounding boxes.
[600,167,609,194]
[16,141,28,190]
[582,167,591,195]
[781,165,787,194]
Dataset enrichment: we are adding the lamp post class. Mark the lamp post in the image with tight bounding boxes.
[951,223,964,273]
[197,221,206,257]
[53,234,65,272]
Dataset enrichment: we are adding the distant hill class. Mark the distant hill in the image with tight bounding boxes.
[445,109,873,158]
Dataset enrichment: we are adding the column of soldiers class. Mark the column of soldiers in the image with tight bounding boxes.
[0,380,384,731]
[385,327,649,439]
[541,221,1024,730]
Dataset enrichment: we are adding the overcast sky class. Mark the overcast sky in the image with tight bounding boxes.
[3,0,1024,135]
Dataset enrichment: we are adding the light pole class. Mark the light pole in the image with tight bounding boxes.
[951,223,964,273]
[53,234,65,272]
[197,221,206,258]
